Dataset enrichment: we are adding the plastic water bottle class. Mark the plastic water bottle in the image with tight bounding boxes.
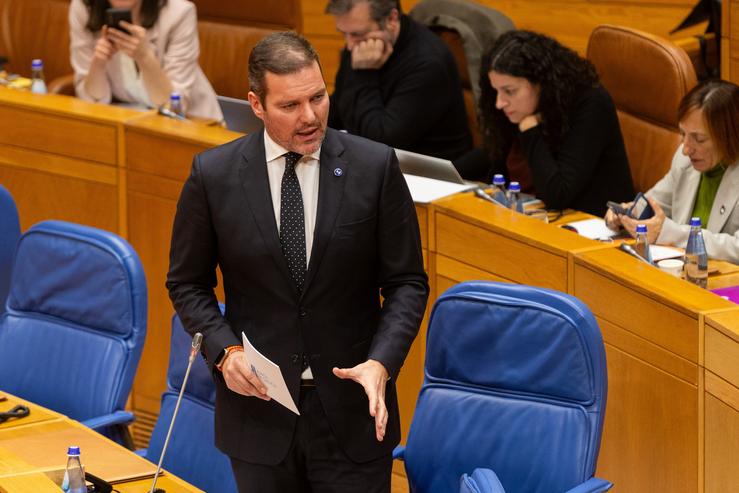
[30,59,47,94]
[634,224,652,264]
[169,92,184,117]
[491,174,508,206]
[61,446,86,493]
[685,217,708,288]
[508,181,523,213]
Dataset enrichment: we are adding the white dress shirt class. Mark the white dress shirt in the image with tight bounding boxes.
[264,131,321,379]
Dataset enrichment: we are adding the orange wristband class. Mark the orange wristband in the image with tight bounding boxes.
[216,345,243,371]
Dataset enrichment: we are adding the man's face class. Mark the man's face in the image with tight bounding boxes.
[248,61,329,155]
[334,1,396,50]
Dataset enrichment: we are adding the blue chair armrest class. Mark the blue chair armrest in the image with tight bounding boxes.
[565,477,613,493]
[392,445,405,460]
[134,448,148,457]
[81,410,135,430]
[459,468,505,493]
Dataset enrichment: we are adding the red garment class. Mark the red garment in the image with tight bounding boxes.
[506,139,535,194]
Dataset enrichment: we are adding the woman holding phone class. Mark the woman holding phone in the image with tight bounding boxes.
[454,30,634,216]
[69,0,222,120]
[606,80,739,263]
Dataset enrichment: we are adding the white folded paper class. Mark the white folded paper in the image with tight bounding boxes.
[242,332,300,415]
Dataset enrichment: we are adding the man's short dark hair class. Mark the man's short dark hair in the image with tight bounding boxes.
[248,31,321,102]
[325,0,401,24]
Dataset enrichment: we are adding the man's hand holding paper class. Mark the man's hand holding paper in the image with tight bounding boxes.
[222,349,270,401]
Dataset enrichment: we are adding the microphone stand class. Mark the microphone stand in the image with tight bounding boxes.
[148,332,203,493]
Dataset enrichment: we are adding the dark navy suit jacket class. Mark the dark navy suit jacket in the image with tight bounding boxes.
[167,127,429,464]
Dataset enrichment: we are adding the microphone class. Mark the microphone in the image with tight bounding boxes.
[148,332,203,493]
[619,242,652,265]
[474,188,506,207]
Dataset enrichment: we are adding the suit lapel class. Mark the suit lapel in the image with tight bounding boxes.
[303,130,347,296]
[673,166,701,225]
[238,131,293,286]
[708,163,739,232]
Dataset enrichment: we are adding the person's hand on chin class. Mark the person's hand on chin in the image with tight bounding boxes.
[518,113,540,132]
[351,31,393,70]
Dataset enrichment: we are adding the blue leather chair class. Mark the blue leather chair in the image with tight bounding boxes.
[141,313,237,493]
[0,185,20,317]
[0,220,147,446]
[394,281,611,493]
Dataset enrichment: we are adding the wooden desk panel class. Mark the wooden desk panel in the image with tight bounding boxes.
[0,394,62,431]
[596,343,699,493]
[0,90,139,234]
[0,420,156,482]
[703,311,739,492]
[573,250,733,493]
[124,118,239,445]
[0,471,61,492]
[705,393,739,493]
[574,248,732,362]
[432,193,599,292]
[0,106,116,166]
[0,163,118,233]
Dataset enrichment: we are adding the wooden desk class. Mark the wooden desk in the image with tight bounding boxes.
[0,87,145,235]
[0,394,62,431]
[703,311,739,493]
[6,89,739,491]
[124,114,242,440]
[0,393,202,492]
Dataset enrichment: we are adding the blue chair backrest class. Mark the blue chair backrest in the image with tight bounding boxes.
[404,281,608,493]
[0,220,147,421]
[145,312,236,493]
[0,185,20,316]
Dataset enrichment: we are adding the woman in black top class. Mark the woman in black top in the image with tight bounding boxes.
[456,30,634,216]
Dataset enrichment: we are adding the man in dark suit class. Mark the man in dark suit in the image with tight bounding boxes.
[166,31,428,492]
[326,0,472,160]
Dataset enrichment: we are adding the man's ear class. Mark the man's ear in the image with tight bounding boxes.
[247,91,265,121]
[387,8,400,28]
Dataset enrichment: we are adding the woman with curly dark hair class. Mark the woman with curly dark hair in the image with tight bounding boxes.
[456,30,634,215]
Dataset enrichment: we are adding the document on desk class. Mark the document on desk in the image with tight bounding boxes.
[242,332,300,415]
[562,218,619,240]
[403,174,476,204]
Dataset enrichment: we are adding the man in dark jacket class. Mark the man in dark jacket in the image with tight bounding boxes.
[327,0,472,160]
[167,31,428,492]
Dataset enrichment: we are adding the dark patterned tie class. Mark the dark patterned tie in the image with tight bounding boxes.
[279,152,306,292]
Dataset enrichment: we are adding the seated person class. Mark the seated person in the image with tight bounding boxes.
[325,0,472,161]
[69,0,222,120]
[455,30,634,216]
[606,80,739,263]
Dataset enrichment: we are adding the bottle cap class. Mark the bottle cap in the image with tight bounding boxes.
[170,92,181,101]
[508,182,521,192]
[492,174,505,186]
[690,217,702,227]
[636,224,647,234]
[31,59,43,69]
[67,445,80,456]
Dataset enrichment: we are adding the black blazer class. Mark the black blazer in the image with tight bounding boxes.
[167,128,429,465]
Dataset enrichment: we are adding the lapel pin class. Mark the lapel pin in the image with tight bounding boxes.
[720,205,726,215]
[333,168,343,177]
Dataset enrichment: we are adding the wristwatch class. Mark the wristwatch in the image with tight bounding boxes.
[215,345,243,372]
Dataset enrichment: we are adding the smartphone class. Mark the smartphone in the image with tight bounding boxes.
[628,192,654,220]
[606,201,629,216]
[105,8,132,34]
[607,193,654,220]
